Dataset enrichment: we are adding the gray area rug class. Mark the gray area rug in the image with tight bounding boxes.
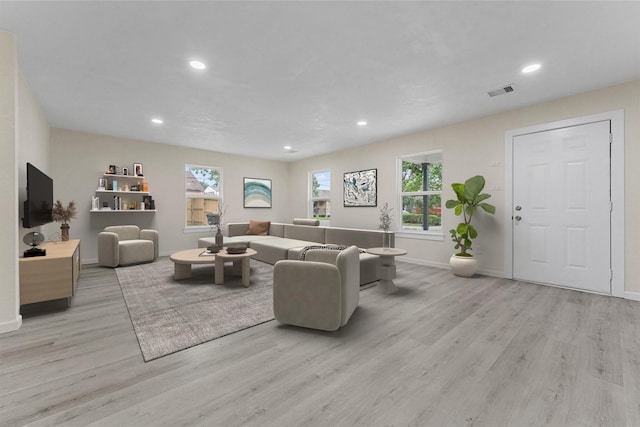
[115,257,275,362]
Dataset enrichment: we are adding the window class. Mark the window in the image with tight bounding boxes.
[310,170,331,224]
[185,164,222,228]
[399,151,442,235]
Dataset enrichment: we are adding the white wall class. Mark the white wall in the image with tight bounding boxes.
[288,80,640,293]
[1,31,51,332]
[48,129,291,263]
[0,30,20,332]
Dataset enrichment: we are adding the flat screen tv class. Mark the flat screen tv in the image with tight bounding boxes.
[23,162,53,228]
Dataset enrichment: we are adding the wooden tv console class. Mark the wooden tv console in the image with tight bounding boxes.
[19,239,81,305]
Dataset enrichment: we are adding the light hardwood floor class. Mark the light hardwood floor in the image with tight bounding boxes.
[1,260,639,426]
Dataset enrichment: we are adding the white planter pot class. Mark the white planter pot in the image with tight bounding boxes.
[449,254,478,277]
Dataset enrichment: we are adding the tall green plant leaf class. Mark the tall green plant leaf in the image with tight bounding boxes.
[464,175,485,201]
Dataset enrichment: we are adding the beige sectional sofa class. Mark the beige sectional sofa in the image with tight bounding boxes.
[198,221,394,285]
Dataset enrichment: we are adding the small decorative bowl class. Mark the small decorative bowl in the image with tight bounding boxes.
[206,246,220,254]
[226,245,247,254]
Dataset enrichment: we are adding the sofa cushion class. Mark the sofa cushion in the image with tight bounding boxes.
[247,220,271,235]
[118,240,155,266]
[104,225,141,241]
[284,224,326,243]
[250,238,318,264]
[292,218,320,226]
[325,227,392,249]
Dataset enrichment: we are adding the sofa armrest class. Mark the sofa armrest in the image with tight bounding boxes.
[273,260,342,331]
[98,231,120,267]
[140,229,159,260]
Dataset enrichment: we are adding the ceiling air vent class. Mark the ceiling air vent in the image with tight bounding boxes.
[487,85,514,97]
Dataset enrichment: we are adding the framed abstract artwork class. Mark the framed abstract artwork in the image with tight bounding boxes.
[343,168,377,207]
[243,177,272,208]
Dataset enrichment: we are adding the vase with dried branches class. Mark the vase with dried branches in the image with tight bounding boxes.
[206,203,227,249]
[51,200,77,241]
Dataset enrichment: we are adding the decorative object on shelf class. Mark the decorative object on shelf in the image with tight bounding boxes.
[445,175,496,277]
[112,180,118,191]
[51,200,77,241]
[107,165,116,174]
[23,231,46,257]
[141,181,149,192]
[134,162,143,177]
[378,201,393,248]
[343,168,377,207]
[243,177,272,208]
[98,178,107,190]
[142,195,155,210]
[122,167,128,176]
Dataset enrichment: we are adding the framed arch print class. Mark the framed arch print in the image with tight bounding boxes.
[243,177,272,208]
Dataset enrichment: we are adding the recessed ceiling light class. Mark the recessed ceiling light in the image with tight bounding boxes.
[151,118,163,124]
[189,60,207,70]
[357,121,368,126]
[284,145,292,150]
[522,63,541,73]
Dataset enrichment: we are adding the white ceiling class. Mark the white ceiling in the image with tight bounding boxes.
[2,1,639,161]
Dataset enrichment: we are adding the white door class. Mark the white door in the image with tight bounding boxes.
[512,121,611,294]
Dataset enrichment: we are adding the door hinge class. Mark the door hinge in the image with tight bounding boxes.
[610,133,613,144]
[610,269,614,281]
[610,201,613,212]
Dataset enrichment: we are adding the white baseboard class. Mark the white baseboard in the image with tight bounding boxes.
[0,316,22,334]
[400,256,449,270]
[624,291,640,302]
[400,256,506,278]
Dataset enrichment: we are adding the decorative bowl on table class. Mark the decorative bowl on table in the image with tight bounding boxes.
[226,245,247,254]
[206,246,220,254]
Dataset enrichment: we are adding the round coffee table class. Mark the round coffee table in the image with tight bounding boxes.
[170,248,218,280]
[367,247,408,293]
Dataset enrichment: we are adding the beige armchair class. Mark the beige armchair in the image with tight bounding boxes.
[98,225,159,267]
[273,245,360,331]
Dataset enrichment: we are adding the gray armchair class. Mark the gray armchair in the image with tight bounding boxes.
[98,225,159,267]
[273,245,360,331]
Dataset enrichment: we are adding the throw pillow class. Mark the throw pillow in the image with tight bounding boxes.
[246,220,270,235]
[292,218,320,226]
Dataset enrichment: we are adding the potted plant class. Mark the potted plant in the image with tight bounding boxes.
[51,200,77,241]
[445,175,495,277]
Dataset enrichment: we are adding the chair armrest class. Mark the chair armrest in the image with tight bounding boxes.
[273,260,342,331]
[98,231,119,267]
[140,229,159,260]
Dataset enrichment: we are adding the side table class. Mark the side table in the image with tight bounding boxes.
[214,248,257,287]
[367,247,408,293]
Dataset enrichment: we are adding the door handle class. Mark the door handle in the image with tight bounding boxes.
[514,215,522,221]
[515,206,522,211]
